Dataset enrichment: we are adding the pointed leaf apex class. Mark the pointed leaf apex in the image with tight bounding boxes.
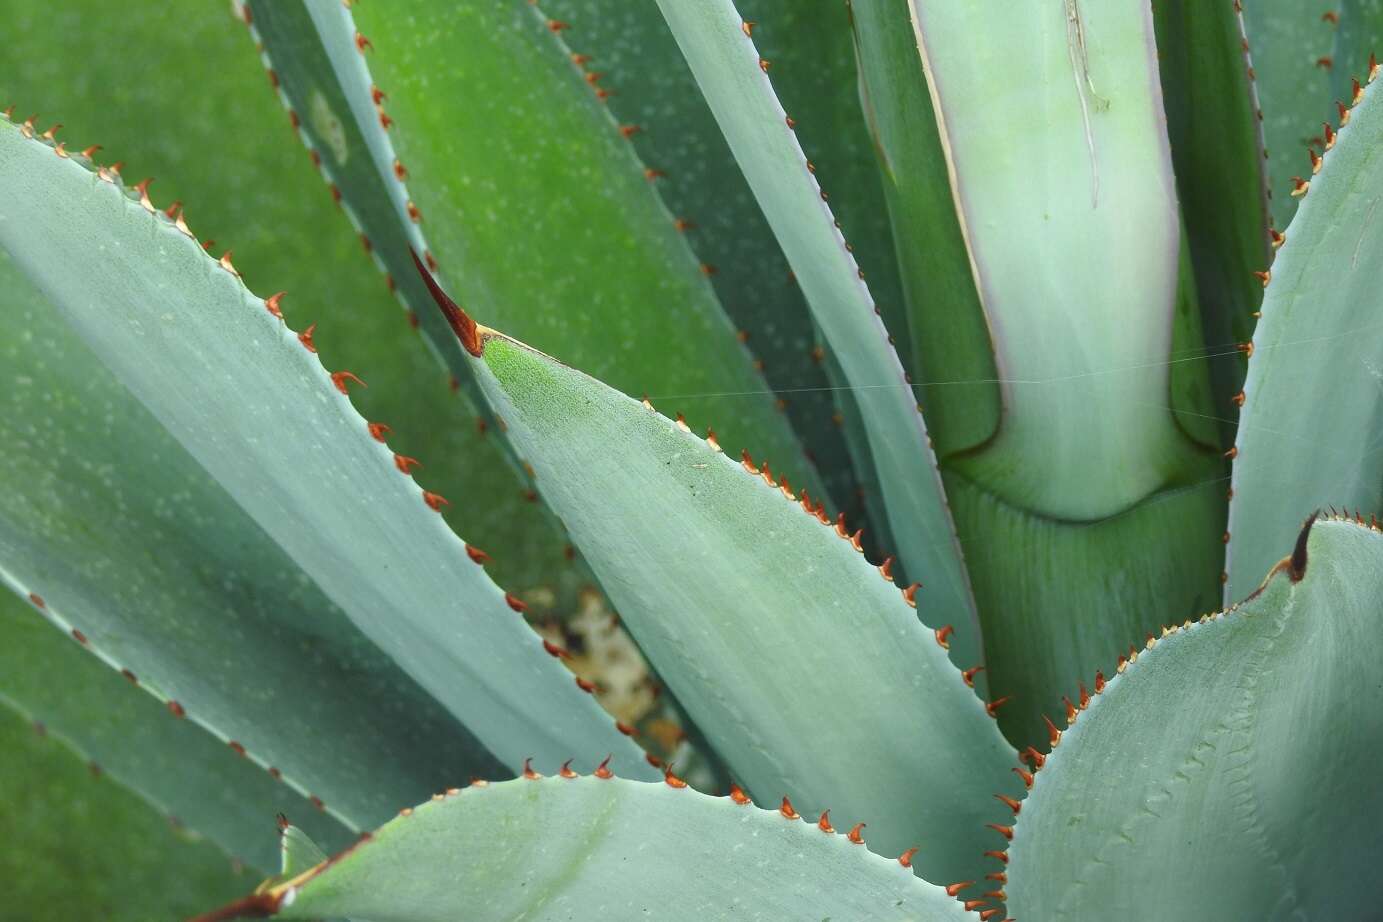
[411,249,482,357]
[1290,511,1319,581]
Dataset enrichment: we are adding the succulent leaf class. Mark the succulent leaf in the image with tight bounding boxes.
[654,0,982,674]
[0,114,652,782]
[1152,0,1272,431]
[1331,1,1383,104]
[0,699,250,919]
[869,0,1227,746]
[0,591,349,871]
[453,319,1019,888]
[289,0,823,504]
[2,0,579,602]
[1240,0,1339,229]
[0,246,508,832]
[1007,517,1383,919]
[1226,64,1383,600]
[236,0,496,426]
[532,0,867,519]
[909,0,1206,520]
[849,0,999,460]
[208,777,975,922]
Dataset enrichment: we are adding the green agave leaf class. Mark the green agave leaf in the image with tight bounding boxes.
[875,0,1226,746]
[1008,516,1383,919]
[1241,0,1339,229]
[1332,1,1383,104]
[0,682,249,920]
[849,0,998,460]
[266,0,820,504]
[0,590,348,872]
[203,777,975,922]
[654,0,982,674]
[909,0,1206,519]
[0,115,652,782]
[737,0,909,370]
[234,0,495,428]
[532,0,864,519]
[449,313,1019,890]
[1153,0,1272,432]
[3,0,578,606]
[1226,67,1383,600]
[0,244,506,831]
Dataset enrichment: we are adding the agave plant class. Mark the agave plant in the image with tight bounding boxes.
[3,0,1382,919]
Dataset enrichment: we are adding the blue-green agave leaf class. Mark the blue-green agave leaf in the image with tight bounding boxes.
[653,0,982,675]
[202,777,975,922]
[434,303,1020,889]
[1008,516,1383,919]
[0,243,507,833]
[1226,64,1383,600]
[2,0,581,608]
[250,0,821,505]
[0,113,652,783]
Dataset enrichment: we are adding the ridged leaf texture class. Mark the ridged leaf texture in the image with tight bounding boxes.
[1008,516,1383,919]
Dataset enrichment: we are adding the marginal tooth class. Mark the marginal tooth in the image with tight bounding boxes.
[330,370,366,394]
[962,665,985,687]
[986,696,1012,718]
[846,822,866,844]
[133,177,156,213]
[934,624,953,650]
[778,796,799,820]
